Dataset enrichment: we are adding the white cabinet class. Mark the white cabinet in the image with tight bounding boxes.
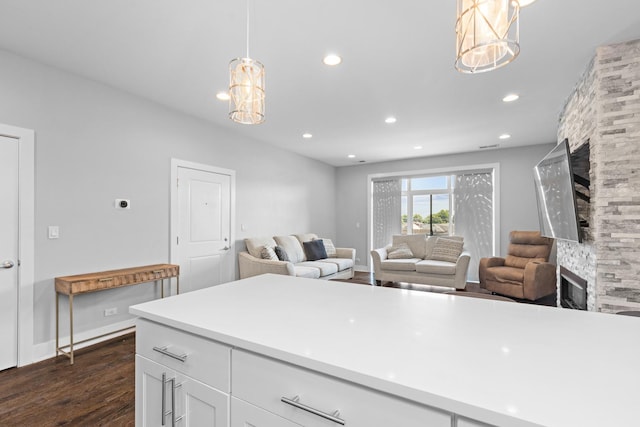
[135,319,231,427]
[136,355,228,426]
[134,316,504,427]
[136,355,167,426]
[231,349,451,427]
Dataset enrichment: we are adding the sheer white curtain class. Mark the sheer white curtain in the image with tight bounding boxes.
[372,179,402,250]
[453,171,494,282]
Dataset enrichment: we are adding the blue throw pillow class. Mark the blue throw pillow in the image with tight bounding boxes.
[303,239,327,261]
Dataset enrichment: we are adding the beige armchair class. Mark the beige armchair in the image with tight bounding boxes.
[479,230,556,301]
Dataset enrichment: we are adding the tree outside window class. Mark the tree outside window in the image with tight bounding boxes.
[401,176,451,236]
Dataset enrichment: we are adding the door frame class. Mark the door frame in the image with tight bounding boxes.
[170,159,236,284]
[0,124,35,367]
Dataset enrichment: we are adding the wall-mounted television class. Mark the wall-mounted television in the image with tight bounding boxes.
[533,139,583,243]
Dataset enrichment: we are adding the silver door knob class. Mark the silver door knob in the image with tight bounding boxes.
[1,260,15,269]
[222,246,230,251]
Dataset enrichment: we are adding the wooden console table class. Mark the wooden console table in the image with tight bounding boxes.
[55,263,179,364]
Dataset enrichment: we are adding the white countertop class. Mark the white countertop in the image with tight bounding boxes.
[130,274,640,427]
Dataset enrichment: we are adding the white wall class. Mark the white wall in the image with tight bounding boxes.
[0,49,336,357]
[335,144,555,269]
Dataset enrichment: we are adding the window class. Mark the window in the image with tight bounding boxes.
[401,176,452,236]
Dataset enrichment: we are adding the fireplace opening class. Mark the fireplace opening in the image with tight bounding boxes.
[560,266,587,310]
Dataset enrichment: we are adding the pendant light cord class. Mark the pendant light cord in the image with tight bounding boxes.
[246,0,250,58]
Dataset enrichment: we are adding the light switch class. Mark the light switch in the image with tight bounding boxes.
[48,226,60,239]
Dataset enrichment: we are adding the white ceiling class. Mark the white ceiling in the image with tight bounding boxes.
[1,0,639,167]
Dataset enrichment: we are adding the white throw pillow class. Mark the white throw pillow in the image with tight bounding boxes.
[387,242,415,259]
[274,235,306,263]
[429,238,463,263]
[260,246,278,261]
[317,238,337,258]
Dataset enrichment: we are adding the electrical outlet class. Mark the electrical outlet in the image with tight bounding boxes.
[104,307,118,316]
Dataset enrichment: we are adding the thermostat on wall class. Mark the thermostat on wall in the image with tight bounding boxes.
[115,199,131,209]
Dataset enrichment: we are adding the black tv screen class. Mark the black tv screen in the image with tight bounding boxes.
[533,139,582,242]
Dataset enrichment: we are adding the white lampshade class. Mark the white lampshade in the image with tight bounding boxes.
[455,0,520,73]
[229,57,265,125]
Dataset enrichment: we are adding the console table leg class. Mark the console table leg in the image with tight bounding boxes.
[55,292,59,357]
[177,276,180,295]
[160,279,164,298]
[69,294,74,365]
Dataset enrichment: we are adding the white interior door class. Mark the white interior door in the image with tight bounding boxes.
[0,135,19,370]
[177,166,232,293]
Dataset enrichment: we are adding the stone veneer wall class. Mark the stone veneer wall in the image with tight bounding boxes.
[557,39,640,313]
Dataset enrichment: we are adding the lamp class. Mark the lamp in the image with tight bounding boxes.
[455,0,520,73]
[229,0,265,124]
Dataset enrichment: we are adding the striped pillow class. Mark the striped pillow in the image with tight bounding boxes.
[429,238,463,263]
[317,238,337,257]
[260,246,278,261]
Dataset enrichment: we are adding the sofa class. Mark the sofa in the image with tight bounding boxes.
[370,234,470,289]
[238,233,355,280]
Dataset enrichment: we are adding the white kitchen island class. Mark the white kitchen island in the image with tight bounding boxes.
[130,273,639,427]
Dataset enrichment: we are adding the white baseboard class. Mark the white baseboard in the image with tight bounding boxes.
[31,318,136,364]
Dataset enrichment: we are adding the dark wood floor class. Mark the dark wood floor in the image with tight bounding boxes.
[0,333,135,426]
[348,271,557,306]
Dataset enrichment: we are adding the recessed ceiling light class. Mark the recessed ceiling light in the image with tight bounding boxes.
[385,117,397,124]
[414,146,423,150]
[216,91,230,101]
[499,134,511,140]
[502,94,519,103]
[323,54,342,66]
[302,133,313,139]
[347,154,356,158]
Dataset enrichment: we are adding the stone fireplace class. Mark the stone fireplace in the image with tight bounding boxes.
[557,38,640,313]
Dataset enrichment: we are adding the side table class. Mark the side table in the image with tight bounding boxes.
[55,263,179,364]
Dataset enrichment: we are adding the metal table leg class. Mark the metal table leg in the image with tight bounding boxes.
[55,292,59,357]
[69,294,74,365]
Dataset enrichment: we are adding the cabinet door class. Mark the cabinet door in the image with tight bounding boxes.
[178,375,229,426]
[231,397,301,427]
[136,355,175,427]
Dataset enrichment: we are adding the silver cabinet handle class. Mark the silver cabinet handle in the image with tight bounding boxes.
[153,346,188,362]
[161,374,176,426]
[173,382,184,425]
[1,260,14,269]
[170,377,176,427]
[161,373,168,426]
[281,395,345,425]
[222,246,230,251]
